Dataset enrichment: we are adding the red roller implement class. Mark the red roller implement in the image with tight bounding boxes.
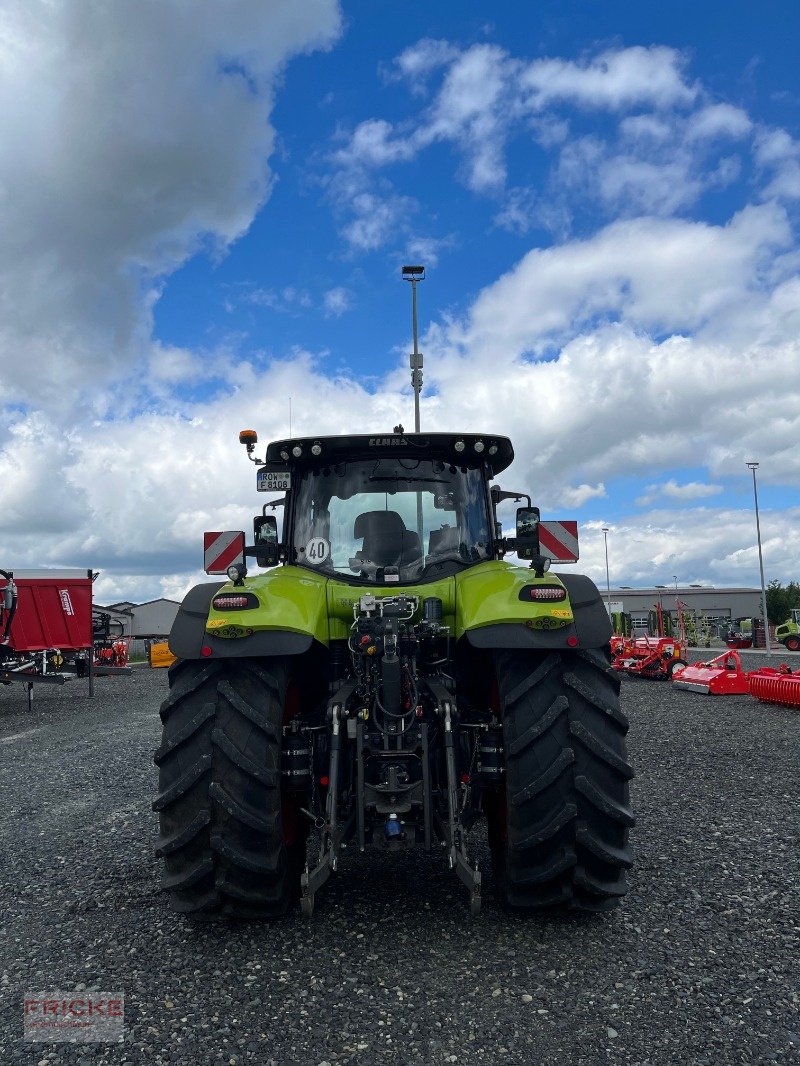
[748,664,800,708]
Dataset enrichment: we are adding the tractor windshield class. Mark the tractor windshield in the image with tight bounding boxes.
[291,457,493,583]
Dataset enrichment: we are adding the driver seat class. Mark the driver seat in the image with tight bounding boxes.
[353,511,421,567]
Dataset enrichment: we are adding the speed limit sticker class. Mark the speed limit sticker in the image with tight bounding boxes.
[305,538,330,565]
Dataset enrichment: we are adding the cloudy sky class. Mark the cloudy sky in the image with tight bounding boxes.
[1,0,798,604]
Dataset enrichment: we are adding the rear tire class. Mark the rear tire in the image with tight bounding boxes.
[488,648,634,912]
[785,636,800,652]
[153,658,305,919]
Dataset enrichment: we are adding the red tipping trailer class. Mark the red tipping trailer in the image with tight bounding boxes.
[0,569,95,706]
[1,569,93,652]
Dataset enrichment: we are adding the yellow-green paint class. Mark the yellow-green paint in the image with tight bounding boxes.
[454,561,573,635]
[206,561,575,645]
[206,567,330,643]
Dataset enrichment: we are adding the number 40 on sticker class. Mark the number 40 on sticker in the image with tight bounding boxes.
[305,538,329,564]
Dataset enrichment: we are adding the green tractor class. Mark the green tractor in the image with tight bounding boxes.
[154,429,634,918]
[775,609,800,651]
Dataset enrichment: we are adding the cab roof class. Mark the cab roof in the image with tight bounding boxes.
[263,432,514,475]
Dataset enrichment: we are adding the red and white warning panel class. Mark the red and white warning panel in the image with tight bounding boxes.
[538,521,579,562]
[204,531,245,574]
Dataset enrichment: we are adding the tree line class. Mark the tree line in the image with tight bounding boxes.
[765,580,800,625]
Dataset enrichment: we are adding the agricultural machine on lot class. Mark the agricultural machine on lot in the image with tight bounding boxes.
[154,430,634,919]
[611,603,688,680]
[671,651,752,695]
[775,609,800,652]
[92,612,132,673]
[0,569,94,705]
[672,651,800,707]
[611,635,687,679]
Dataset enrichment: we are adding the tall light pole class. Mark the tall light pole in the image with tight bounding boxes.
[746,461,772,655]
[402,265,425,433]
[602,527,611,616]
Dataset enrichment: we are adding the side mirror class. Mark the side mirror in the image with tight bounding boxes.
[253,515,280,567]
[515,507,540,559]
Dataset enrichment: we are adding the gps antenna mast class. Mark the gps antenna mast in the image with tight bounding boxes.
[402,265,425,433]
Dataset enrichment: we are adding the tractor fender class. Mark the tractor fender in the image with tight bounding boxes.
[168,581,314,660]
[464,573,612,652]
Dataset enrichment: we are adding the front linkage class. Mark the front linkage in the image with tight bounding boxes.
[294,593,489,916]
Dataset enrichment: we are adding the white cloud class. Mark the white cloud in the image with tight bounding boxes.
[460,204,790,356]
[520,46,697,111]
[334,118,416,167]
[330,40,762,248]
[597,155,702,215]
[341,191,416,250]
[685,103,752,141]
[755,128,800,201]
[323,286,352,317]
[419,44,512,191]
[240,286,313,312]
[636,480,724,507]
[576,507,798,590]
[553,483,608,508]
[392,38,461,84]
[404,235,456,269]
[0,0,341,413]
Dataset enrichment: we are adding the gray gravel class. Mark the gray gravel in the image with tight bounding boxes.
[1,657,798,1064]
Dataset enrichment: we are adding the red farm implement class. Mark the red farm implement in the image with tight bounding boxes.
[91,612,133,675]
[614,635,688,679]
[671,651,751,695]
[611,601,687,679]
[0,569,95,707]
[748,664,800,708]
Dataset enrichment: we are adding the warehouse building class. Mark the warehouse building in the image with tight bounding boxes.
[601,585,763,633]
[107,598,181,638]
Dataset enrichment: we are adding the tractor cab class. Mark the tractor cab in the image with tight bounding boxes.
[242,431,549,584]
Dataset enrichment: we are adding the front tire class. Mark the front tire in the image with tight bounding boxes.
[488,648,634,912]
[785,636,800,652]
[153,658,305,919]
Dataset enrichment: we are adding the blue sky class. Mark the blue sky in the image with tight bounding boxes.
[0,0,798,602]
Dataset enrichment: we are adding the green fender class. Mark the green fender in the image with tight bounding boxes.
[455,561,612,651]
[169,567,329,660]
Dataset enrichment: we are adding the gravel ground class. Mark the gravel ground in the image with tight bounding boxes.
[0,655,798,1065]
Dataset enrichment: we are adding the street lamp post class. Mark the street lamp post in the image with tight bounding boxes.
[746,461,772,655]
[402,265,425,540]
[402,265,425,433]
[602,527,611,616]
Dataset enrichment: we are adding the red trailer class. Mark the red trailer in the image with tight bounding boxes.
[0,569,95,706]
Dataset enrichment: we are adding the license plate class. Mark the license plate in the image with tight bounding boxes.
[257,470,291,493]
